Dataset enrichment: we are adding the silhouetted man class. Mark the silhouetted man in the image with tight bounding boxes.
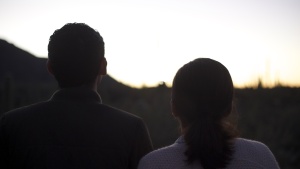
[0,23,153,169]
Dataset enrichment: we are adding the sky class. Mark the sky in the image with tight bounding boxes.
[0,0,300,88]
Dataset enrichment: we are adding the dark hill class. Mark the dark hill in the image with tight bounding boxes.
[0,39,54,83]
[0,39,129,90]
[0,38,135,112]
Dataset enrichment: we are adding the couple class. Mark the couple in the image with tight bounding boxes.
[0,23,279,169]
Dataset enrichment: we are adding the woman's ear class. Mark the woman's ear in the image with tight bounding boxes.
[47,60,54,75]
[99,57,107,75]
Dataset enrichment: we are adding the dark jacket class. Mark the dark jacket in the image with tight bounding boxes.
[0,87,153,169]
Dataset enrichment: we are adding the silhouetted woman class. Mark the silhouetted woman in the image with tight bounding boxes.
[138,58,280,169]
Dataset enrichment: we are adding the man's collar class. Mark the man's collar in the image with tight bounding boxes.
[50,87,102,104]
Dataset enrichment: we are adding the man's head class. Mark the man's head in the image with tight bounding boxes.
[48,23,106,88]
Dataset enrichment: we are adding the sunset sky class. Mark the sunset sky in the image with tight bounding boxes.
[0,0,299,88]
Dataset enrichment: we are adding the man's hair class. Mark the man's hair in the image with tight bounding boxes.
[48,23,105,88]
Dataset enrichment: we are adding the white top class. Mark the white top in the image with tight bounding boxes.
[138,136,280,169]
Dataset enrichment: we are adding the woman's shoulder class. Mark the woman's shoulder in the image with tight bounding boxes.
[234,138,272,154]
[138,137,187,169]
[232,138,280,168]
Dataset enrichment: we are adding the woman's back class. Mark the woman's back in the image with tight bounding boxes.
[138,137,280,169]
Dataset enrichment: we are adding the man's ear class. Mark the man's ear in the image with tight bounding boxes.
[47,60,54,75]
[99,57,107,75]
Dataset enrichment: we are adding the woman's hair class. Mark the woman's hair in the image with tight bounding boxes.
[172,58,238,169]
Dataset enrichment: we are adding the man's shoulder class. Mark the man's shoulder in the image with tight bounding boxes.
[86,103,145,128]
[2,101,48,118]
[99,103,143,122]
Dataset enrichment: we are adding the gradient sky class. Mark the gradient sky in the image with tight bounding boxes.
[1,0,299,88]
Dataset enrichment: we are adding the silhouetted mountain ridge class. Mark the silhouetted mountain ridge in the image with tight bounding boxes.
[0,39,53,83]
[0,39,129,91]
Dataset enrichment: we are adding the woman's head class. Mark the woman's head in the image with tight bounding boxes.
[172,58,233,127]
[171,58,236,169]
